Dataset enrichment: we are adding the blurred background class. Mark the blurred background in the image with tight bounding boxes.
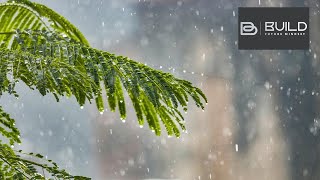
[1,0,320,179]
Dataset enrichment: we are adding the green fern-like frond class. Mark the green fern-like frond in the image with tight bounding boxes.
[0,0,89,48]
[0,0,208,178]
[6,30,207,137]
[0,143,90,179]
[0,106,20,145]
[7,0,89,45]
[0,0,208,137]
[0,108,89,179]
[0,44,98,104]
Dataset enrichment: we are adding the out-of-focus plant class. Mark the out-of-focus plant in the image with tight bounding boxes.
[0,0,207,179]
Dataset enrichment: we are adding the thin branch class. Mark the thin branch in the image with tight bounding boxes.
[42,167,46,179]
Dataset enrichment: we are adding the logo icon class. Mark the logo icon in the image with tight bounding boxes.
[238,7,309,50]
[240,22,258,35]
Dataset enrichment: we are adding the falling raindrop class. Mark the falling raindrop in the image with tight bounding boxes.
[264,81,271,90]
[120,169,126,176]
[48,130,53,136]
[128,159,135,166]
[202,53,206,61]
[247,100,256,110]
